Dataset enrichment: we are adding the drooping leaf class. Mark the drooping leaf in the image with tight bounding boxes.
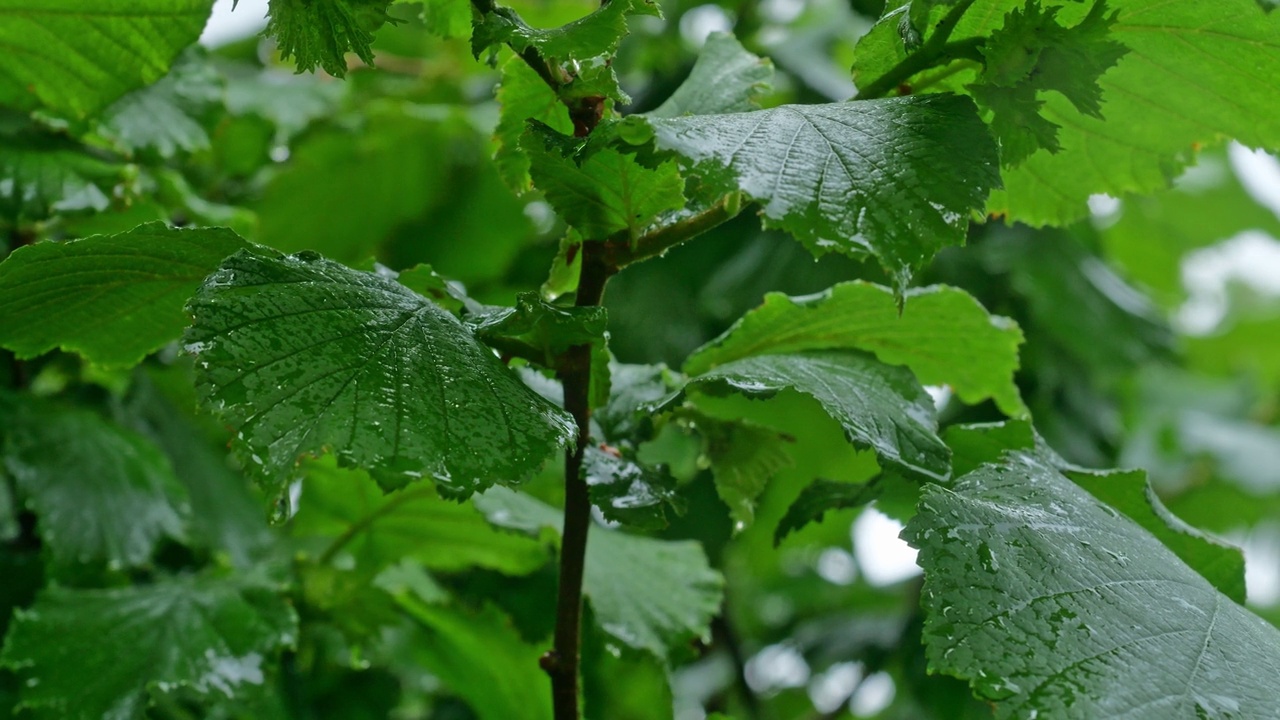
[686,412,793,527]
[647,32,774,118]
[99,50,224,159]
[524,128,686,241]
[906,453,1280,717]
[583,444,681,530]
[646,95,999,290]
[184,249,575,499]
[264,0,396,77]
[395,600,553,720]
[594,362,685,442]
[472,0,660,61]
[678,351,950,481]
[0,395,188,569]
[774,478,879,545]
[475,488,723,662]
[0,134,123,223]
[291,458,549,575]
[684,281,1026,417]
[0,573,296,720]
[0,0,212,119]
[0,223,249,368]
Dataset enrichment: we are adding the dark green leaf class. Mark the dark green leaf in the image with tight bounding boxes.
[1,396,187,568]
[524,128,686,241]
[595,362,685,442]
[468,291,608,367]
[906,453,1280,717]
[680,351,949,481]
[472,0,659,61]
[685,281,1026,417]
[185,250,575,498]
[475,488,723,661]
[0,573,296,720]
[264,0,395,77]
[647,32,774,118]
[0,0,211,119]
[774,478,877,546]
[584,444,681,530]
[292,458,549,575]
[0,223,250,368]
[100,51,223,159]
[647,95,999,290]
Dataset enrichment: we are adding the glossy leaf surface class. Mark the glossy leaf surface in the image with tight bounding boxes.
[647,95,999,290]
[185,250,575,497]
[0,223,249,367]
[685,281,1026,416]
[907,453,1280,717]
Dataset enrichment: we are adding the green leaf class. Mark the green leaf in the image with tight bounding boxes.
[969,1,1126,166]
[0,0,212,119]
[494,57,575,191]
[687,412,793,528]
[395,600,553,720]
[584,444,681,530]
[472,0,659,61]
[906,453,1280,717]
[646,95,999,290]
[99,51,223,159]
[595,362,685,442]
[647,32,774,118]
[684,281,1026,417]
[475,488,723,661]
[415,0,471,38]
[264,0,395,77]
[774,478,879,546]
[0,573,296,720]
[0,223,250,368]
[0,396,187,568]
[680,351,950,481]
[525,128,686,241]
[468,291,608,367]
[983,0,1280,224]
[184,249,575,498]
[0,134,123,224]
[291,458,549,575]
[1068,468,1247,603]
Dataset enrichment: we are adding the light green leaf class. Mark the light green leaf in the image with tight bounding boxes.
[184,249,575,498]
[396,600,553,720]
[0,0,212,119]
[906,453,1280,717]
[525,130,686,241]
[415,0,471,38]
[0,396,188,568]
[100,51,223,159]
[684,281,1026,417]
[680,351,950,481]
[0,573,296,720]
[0,223,250,368]
[688,412,793,528]
[0,135,123,223]
[647,32,773,118]
[291,458,549,575]
[494,57,575,191]
[472,0,659,61]
[647,95,999,290]
[264,0,395,77]
[475,488,723,661]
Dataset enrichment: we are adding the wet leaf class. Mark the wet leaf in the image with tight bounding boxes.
[583,444,682,530]
[647,32,774,118]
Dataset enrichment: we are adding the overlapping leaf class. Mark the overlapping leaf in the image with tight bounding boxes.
[0,573,296,720]
[679,351,950,481]
[583,444,681,530]
[264,0,395,77]
[475,488,723,661]
[906,453,1280,717]
[100,51,223,159]
[646,95,999,290]
[494,58,575,190]
[684,281,1026,417]
[0,223,249,367]
[472,0,659,61]
[184,249,575,498]
[0,0,211,119]
[0,396,188,568]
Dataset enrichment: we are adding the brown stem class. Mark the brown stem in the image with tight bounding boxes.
[545,242,613,720]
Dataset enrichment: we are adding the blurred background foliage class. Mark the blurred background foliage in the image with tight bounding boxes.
[2,0,1280,718]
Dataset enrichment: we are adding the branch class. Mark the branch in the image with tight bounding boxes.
[601,195,745,272]
[854,0,983,100]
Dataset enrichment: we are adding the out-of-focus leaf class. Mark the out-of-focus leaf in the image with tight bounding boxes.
[292,458,549,575]
[475,488,723,662]
[0,0,211,119]
[907,453,1280,717]
[0,223,249,368]
[647,95,999,291]
[100,51,223,159]
[647,32,773,118]
[686,412,792,528]
[685,281,1026,416]
[0,573,296,720]
[0,135,122,223]
[678,351,949,481]
[0,395,187,568]
[185,250,575,499]
[472,0,659,61]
